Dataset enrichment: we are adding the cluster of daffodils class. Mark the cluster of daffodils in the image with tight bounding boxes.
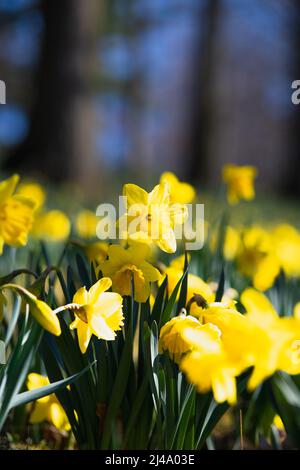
[159,282,300,404]
[0,174,71,252]
[2,165,300,435]
[212,223,300,291]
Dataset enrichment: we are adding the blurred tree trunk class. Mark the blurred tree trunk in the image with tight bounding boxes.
[186,0,221,184]
[286,3,300,197]
[4,0,100,186]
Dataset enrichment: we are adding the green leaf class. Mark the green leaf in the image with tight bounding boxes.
[0,320,43,431]
[100,304,134,449]
[5,294,21,345]
[271,373,300,447]
[76,254,92,288]
[215,265,225,302]
[151,276,168,324]
[169,384,195,449]
[177,252,189,313]
[159,267,188,328]
[194,372,249,449]
[0,268,37,286]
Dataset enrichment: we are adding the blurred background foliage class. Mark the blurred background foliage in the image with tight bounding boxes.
[0,0,300,203]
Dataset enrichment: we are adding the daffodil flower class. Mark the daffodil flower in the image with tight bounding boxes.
[271,224,300,278]
[0,174,35,254]
[68,278,124,353]
[160,172,196,204]
[159,314,220,362]
[76,210,99,239]
[180,348,238,405]
[17,181,46,211]
[27,373,71,431]
[222,164,257,205]
[31,210,71,242]
[236,226,280,291]
[159,314,238,404]
[100,244,161,303]
[241,288,300,389]
[121,182,187,253]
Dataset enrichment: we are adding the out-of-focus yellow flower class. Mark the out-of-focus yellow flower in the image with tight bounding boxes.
[70,278,123,353]
[160,172,196,204]
[237,226,280,291]
[76,210,98,239]
[180,349,238,405]
[205,303,273,390]
[0,283,61,336]
[222,164,257,205]
[84,241,109,264]
[17,181,46,211]
[27,373,70,431]
[100,244,161,303]
[210,226,242,261]
[0,174,35,254]
[272,224,300,278]
[223,226,241,261]
[121,182,187,253]
[241,288,300,389]
[159,314,219,362]
[179,325,239,404]
[32,210,71,242]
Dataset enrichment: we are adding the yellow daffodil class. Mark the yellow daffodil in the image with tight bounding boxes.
[84,241,109,264]
[32,210,71,242]
[0,283,61,336]
[100,244,161,303]
[160,171,196,204]
[201,303,260,371]
[69,278,124,353]
[0,174,35,254]
[222,164,257,205]
[159,315,218,362]
[180,350,238,405]
[121,182,187,253]
[158,314,237,403]
[210,226,242,261]
[27,373,70,431]
[237,226,280,291]
[272,224,300,278]
[17,181,46,211]
[240,288,300,389]
[179,325,238,404]
[76,210,98,239]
